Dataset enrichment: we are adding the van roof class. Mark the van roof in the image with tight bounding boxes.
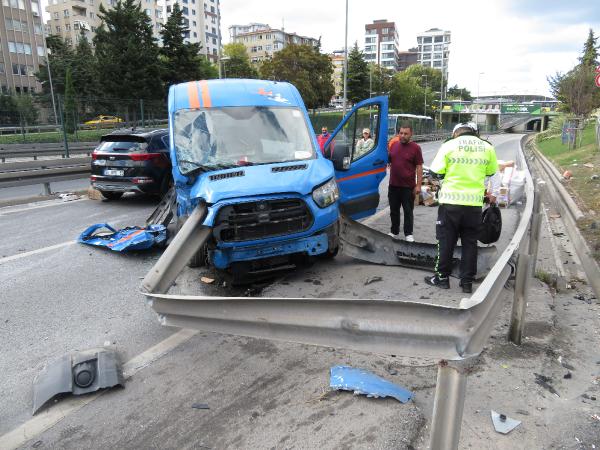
[169,79,304,111]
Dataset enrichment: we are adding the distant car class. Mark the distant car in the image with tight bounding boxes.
[83,115,124,128]
[90,128,171,200]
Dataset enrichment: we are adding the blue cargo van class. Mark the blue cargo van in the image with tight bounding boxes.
[168,79,388,277]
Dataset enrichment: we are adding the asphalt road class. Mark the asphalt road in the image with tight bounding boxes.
[0,134,529,449]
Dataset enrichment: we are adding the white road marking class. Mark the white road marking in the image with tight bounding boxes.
[0,328,199,450]
[0,198,88,216]
[0,241,76,265]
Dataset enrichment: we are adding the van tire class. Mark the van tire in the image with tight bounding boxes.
[176,215,209,267]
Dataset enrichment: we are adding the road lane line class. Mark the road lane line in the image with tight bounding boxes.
[0,241,76,265]
[0,198,88,216]
[0,328,199,450]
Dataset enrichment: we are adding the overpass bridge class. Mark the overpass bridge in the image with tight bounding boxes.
[440,101,559,132]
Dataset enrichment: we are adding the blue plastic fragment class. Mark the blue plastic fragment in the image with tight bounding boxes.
[78,223,167,252]
[329,366,413,403]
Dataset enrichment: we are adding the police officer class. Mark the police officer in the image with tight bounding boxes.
[424,122,498,294]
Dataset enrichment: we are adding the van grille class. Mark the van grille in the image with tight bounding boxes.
[209,170,245,181]
[213,198,313,242]
[271,164,307,173]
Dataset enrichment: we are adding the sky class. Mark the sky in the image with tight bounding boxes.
[220,0,600,97]
[39,0,600,97]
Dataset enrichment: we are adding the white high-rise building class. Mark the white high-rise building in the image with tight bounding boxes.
[416,28,451,79]
[363,19,399,70]
[164,0,221,63]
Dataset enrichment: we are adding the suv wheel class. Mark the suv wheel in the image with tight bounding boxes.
[100,191,123,201]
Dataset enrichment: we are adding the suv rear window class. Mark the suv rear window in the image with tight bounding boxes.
[96,140,148,153]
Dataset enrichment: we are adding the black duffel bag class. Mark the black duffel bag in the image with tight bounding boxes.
[478,204,502,244]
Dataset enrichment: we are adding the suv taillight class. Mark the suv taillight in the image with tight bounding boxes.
[129,153,162,161]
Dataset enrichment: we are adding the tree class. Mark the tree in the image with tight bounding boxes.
[72,33,99,99]
[94,0,162,107]
[368,64,394,97]
[63,67,76,133]
[547,30,600,116]
[387,65,442,116]
[580,28,598,67]
[259,44,334,109]
[222,43,258,79]
[447,85,473,101]
[36,35,75,99]
[346,43,369,104]
[160,2,217,87]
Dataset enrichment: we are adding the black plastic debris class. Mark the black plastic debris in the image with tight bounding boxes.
[32,348,124,414]
[191,403,210,410]
[534,373,560,397]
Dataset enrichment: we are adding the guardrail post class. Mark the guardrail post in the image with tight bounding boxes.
[140,99,145,128]
[42,182,51,196]
[509,184,540,345]
[528,182,543,275]
[429,359,473,450]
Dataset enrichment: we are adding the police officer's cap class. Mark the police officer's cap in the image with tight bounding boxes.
[452,122,478,134]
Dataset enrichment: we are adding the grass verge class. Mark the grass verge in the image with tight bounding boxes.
[536,119,600,262]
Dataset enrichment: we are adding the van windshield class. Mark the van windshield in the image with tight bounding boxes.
[174,106,316,175]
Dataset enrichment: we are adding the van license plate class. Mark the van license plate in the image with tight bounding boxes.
[104,169,124,176]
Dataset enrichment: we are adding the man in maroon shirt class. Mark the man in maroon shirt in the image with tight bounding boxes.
[387,123,423,242]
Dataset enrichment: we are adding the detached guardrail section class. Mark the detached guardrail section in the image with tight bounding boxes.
[141,137,538,450]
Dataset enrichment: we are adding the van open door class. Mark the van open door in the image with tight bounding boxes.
[323,96,388,220]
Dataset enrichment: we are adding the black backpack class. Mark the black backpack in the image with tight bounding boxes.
[478,204,502,244]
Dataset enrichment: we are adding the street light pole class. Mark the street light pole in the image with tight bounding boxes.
[439,41,450,129]
[422,74,428,116]
[41,29,58,125]
[342,0,348,116]
[476,72,484,126]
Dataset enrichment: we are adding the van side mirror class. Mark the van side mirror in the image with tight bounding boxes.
[330,142,351,171]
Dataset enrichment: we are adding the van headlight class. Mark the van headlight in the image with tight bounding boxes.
[312,178,339,208]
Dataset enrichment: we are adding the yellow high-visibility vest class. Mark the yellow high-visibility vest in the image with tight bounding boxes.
[430,134,498,206]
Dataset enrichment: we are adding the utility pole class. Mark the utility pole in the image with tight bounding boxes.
[342,0,348,116]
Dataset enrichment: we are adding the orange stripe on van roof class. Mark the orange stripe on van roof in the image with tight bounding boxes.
[199,80,212,108]
[188,81,200,109]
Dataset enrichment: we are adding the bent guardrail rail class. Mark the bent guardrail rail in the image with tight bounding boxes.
[141,137,536,450]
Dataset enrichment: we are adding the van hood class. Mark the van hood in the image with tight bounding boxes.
[190,159,334,204]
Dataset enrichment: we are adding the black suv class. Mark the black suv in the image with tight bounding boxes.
[90,128,171,200]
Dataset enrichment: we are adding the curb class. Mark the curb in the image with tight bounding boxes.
[527,136,600,299]
[530,140,584,220]
[0,188,90,209]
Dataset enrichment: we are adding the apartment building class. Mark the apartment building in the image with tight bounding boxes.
[363,19,399,70]
[330,49,344,106]
[44,0,164,47]
[0,0,46,93]
[416,28,451,78]
[230,23,319,63]
[164,0,221,63]
[397,47,418,71]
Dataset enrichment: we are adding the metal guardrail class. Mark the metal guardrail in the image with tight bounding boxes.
[0,142,95,162]
[142,137,538,449]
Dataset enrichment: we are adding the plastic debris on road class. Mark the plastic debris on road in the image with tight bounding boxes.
[78,223,167,252]
[329,366,413,403]
[491,410,521,434]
